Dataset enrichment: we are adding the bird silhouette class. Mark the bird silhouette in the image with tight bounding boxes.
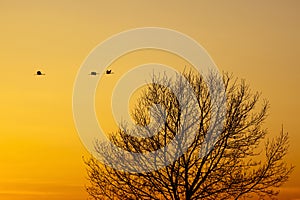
[35,70,45,75]
[106,70,113,74]
[89,72,99,76]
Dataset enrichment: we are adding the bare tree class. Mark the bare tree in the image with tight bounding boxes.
[85,71,294,200]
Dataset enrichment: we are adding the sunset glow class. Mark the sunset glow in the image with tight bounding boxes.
[0,1,299,199]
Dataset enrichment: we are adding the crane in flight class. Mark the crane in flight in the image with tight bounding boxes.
[106,69,113,74]
[34,70,45,75]
[89,72,99,76]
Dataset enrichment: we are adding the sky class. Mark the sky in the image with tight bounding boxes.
[0,0,299,199]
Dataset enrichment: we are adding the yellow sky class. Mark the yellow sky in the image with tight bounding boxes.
[0,1,299,199]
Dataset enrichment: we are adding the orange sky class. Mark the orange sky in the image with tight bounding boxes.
[0,1,299,199]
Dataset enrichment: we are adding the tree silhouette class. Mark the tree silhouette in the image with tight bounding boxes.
[85,71,294,200]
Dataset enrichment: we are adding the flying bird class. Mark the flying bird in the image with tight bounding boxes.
[34,70,45,75]
[89,72,99,76]
[106,70,113,74]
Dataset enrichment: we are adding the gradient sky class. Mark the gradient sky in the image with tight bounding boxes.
[0,1,299,199]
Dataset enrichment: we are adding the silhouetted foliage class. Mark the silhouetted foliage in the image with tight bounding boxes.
[85,71,293,200]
